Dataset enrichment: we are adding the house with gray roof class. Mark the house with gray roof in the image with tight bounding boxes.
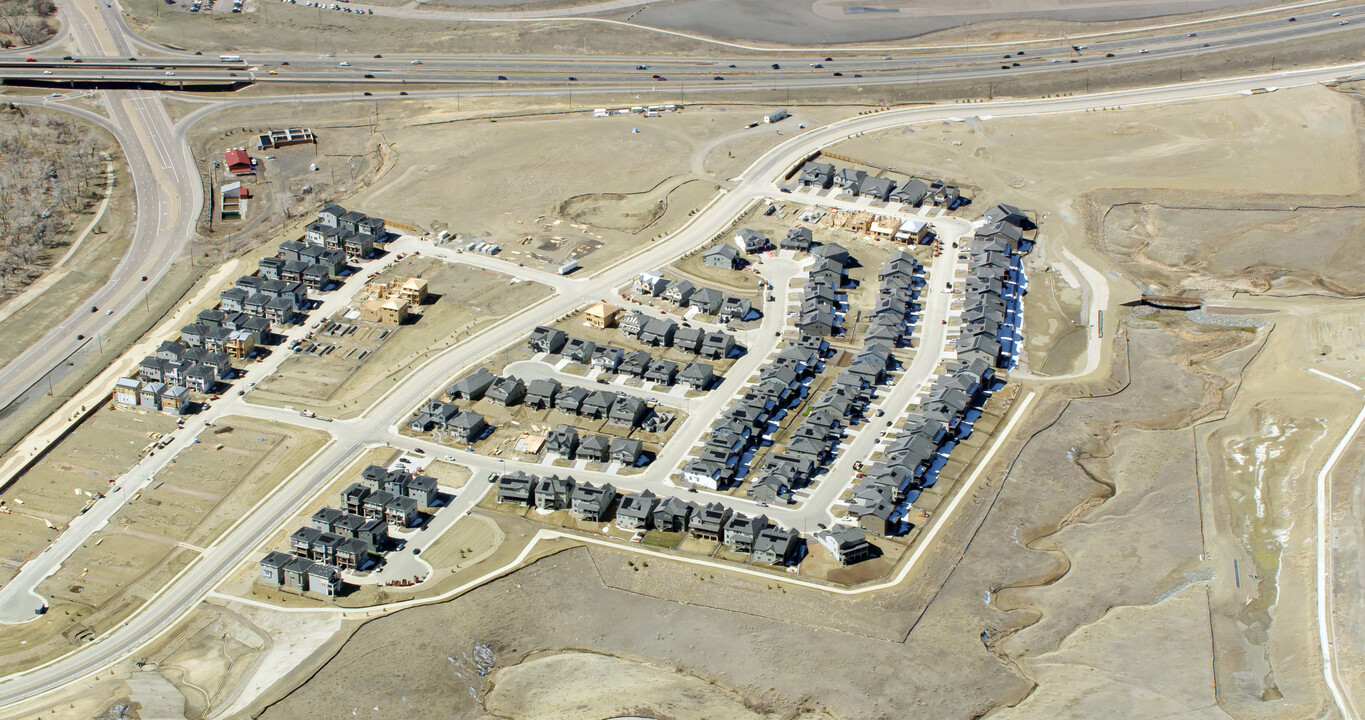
[563,337,596,364]
[663,279,696,305]
[554,385,590,414]
[525,378,561,409]
[688,502,732,541]
[752,526,801,565]
[447,367,495,401]
[734,228,769,254]
[723,513,768,552]
[546,425,579,459]
[688,287,724,315]
[718,297,754,324]
[618,311,648,337]
[816,527,872,565]
[679,361,714,390]
[590,345,624,372]
[570,481,616,521]
[497,471,537,505]
[528,326,568,354]
[620,349,652,377]
[485,376,526,406]
[534,475,575,510]
[700,332,736,359]
[610,437,644,466]
[615,490,659,530]
[860,176,895,201]
[798,161,834,188]
[812,242,851,267]
[834,168,867,193]
[652,497,695,532]
[703,244,741,270]
[607,394,648,428]
[582,390,619,419]
[577,434,611,463]
[410,400,461,432]
[644,358,678,385]
[782,226,814,252]
[890,178,929,205]
[747,473,788,504]
[448,411,488,443]
[673,326,706,353]
[639,316,678,347]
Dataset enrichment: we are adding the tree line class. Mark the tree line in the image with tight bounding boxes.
[0,0,56,48]
[0,106,106,299]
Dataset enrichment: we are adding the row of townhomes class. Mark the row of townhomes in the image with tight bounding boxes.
[796,160,965,210]
[543,424,645,465]
[443,363,665,435]
[635,272,763,324]
[258,463,440,598]
[842,203,1033,540]
[118,205,385,415]
[957,203,1032,368]
[797,242,851,337]
[304,203,386,261]
[496,476,805,566]
[525,326,716,391]
[617,309,740,359]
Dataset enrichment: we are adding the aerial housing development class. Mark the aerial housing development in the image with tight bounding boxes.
[0,4,1360,719]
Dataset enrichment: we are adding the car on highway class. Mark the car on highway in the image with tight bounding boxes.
[339,61,350,66]
[25,57,35,62]
[399,91,408,95]
[496,75,507,80]
[713,76,724,80]
[833,71,842,76]
[77,334,84,340]
[810,63,823,68]
[281,61,289,65]
[42,70,52,74]
[373,54,382,58]
[165,71,175,75]
[90,305,98,312]
[771,63,780,69]
[410,60,422,64]
[635,64,649,70]
[363,91,372,95]
[363,73,374,78]
[1342,20,1350,25]
[567,76,577,81]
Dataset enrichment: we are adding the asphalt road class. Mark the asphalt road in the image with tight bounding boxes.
[2,60,1363,715]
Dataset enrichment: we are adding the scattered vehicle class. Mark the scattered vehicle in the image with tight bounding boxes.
[713,75,724,80]
[728,63,736,68]
[77,334,85,340]
[1187,32,1197,37]
[833,71,842,76]
[42,70,52,75]
[90,305,98,313]
[1342,20,1350,25]
[399,91,408,95]
[442,455,455,462]
[824,57,833,61]
[1333,11,1341,16]
[567,76,577,81]
[875,409,885,417]
[268,70,277,75]
[1105,53,1115,58]
[165,71,175,76]
[771,63,780,69]
[106,309,112,315]
[810,63,823,68]
[363,91,372,95]
[635,64,649,70]
[373,54,382,58]
[62,55,72,60]
[1288,16,1295,21]
[496,75,507,80]
[412,447,425,454]
[411,60,422,64]
[339,61,350,66]
[1140,49,1149,54]
[411,547,421,555]
[25,57,36,62]
[652,73,661,79]
[363,73,374,78]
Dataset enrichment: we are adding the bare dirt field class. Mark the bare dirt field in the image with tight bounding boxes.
[0,415,327,674]
[249,256,551,417]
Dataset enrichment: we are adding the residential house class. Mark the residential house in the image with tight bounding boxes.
[815,526,872,565]
[585,301,620,329]
[688,502,732,541]
[497,471,538,505]
[723,513,768,552]
[570,481,616,521]
[718,297,753,323]
[610,437,644,466]
[590,345,624,372]
[798,161,834,188]
[662,279,696,305]
[782,226,814,252]
[679,362,714,391]
[688,287,724,315]
[618,311,647,337]
[811,242,851,268]
[702,244,741,270]
[734,228,769,254]
[409,400,460,431]
[634,270,668,296]
[533,475,575,511]
[833,168,867,194]
[652,497,694,532]
[607,395,648,428]
[528,326,568,354]
[746,473,788,504]
[525,378,561,409]
[890,178,929,205]
[485,376,526,406]
[700,332,736,359]
[114,378,141,407]
[643,359,678,386]
[447,367,495,401]
[752,526,801,565]
[673,326,705,354]
[563,337,596,364]
[546,425,580,459]
[639,316,678,347]
[554,385,590,415]
[615,490,659,530]
[577,434,611,463]
[448,411,488,443]
[860,176,895,201]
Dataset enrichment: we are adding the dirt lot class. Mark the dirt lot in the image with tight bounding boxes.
[0,405,178,588]
[0,413,326,674]
[250,256,551,416]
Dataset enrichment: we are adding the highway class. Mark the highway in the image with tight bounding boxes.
[2,58,1364,714]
